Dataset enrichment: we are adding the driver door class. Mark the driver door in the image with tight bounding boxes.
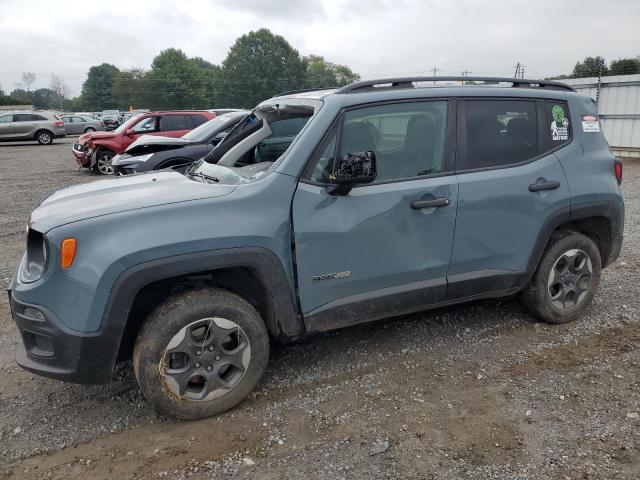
[292,100,459,331]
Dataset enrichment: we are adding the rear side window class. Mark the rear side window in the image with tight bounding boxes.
[189,115,208,128]
[31,114,47,121]
[162,115,192,131]
[544,101,572,148]
[461,99,538,170]
[13,114,33,122]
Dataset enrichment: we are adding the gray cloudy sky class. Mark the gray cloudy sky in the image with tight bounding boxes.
[1,0,638,96]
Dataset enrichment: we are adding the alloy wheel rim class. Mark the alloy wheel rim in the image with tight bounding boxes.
[97,155,114,174]
[160,317,251,402]
[38,132,51,143]
[547,248,593,310]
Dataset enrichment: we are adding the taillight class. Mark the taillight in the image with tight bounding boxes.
[54,120,64,127]
[614,161,623,185]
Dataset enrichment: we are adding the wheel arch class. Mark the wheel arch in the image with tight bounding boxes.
[104,247,302,363]
[526,200,623,281]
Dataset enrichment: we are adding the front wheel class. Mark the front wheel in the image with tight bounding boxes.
[133,288,270,419]
[94,149,115,175]
[522,231,601,323]
[84,127,96,133]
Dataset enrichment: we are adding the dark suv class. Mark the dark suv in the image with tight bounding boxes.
[9,77,623,419]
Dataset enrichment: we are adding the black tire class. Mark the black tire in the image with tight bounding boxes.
[84,127,96,133]
[522,230,601,323]
[93,149,115,175]
[133,287,270,420]
[35,130,53,145]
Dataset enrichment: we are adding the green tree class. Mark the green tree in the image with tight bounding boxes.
[220,29,307,108]
[79,63,120,110]
[571,56,608,78]
[191,56,222,107]
[609,57,640,75]
[114,68,151,110]
[8,88,33,105]
[147,48,210,109]
[32,88,57,109]
[303,55,360,88]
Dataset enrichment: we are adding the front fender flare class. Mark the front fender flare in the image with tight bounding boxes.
[101,247,302,346]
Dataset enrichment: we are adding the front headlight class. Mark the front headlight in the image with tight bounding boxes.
[134,153,154,163]
[18,228,48,283]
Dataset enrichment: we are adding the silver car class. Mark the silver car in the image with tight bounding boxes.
[59,114,105,135]
[0,110,66,145]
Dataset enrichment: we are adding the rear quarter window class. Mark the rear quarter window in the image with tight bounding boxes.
[544,100,572,150]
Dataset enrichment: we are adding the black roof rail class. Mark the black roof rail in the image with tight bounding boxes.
[274,87,337,97]
[335,76,576,93]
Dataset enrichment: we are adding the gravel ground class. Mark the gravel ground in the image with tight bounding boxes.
[0,138,638,480]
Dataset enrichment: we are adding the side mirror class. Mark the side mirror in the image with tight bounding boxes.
[326,151,377,196]
[125,128,136,136]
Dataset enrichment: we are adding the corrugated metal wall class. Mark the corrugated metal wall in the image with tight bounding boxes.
[563,74,640,158]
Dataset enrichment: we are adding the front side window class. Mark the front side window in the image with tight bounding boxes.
[0,115,11,123]
[461,99,538,170]
[132,116,158,133]
[309,101,448,183]
[73,116,85,123]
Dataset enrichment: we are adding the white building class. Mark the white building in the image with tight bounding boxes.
[563,74,640,159]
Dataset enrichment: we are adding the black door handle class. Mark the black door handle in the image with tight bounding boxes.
[529,180,560,192]
[411,197,450,209]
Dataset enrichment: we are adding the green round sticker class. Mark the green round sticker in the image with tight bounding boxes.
[552,105,565,123]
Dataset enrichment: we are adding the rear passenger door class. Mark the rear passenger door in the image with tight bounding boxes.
[11,113,35,137]
[447,98,571,298]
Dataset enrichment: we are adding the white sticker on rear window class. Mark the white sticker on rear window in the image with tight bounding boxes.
[551,105,569,141]
[581,115,600,132]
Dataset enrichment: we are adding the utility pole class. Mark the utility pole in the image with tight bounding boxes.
[461,70,472,85]
[431,67,440,84]
[520,65,526,79]
[514,62,520,78]
[595,57,604,106]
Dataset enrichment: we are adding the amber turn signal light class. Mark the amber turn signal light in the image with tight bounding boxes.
[60,238,77,268]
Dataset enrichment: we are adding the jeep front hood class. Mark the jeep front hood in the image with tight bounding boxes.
[30,171,236,232]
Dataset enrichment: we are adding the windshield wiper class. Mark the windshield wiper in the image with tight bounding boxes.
[187,171,219,183]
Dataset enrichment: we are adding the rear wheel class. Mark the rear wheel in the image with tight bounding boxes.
[522,231,601,323]
[133,287,270,419]
[94,149,115,175]
[35,130,53,145]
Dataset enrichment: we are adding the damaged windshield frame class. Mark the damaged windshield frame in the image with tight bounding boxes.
[188,99,321,185]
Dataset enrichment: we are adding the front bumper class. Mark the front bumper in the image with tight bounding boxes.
[111,155,152,175]
[72,142,91,167]
[9,288,122,384]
